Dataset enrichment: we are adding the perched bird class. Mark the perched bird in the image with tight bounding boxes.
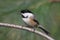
[20,9,50,34]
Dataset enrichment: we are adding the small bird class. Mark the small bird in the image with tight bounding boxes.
[20,9,50,34]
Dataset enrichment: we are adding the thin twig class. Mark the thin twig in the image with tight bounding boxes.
[0,23,54,40]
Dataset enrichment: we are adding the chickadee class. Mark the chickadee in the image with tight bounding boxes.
[20,9,50,34]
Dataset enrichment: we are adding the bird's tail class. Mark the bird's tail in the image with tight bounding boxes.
[38,25,50,35]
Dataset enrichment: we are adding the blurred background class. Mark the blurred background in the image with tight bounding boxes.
[0,0,60,40]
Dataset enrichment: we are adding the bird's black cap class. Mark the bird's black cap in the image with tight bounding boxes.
[21,9,32,13]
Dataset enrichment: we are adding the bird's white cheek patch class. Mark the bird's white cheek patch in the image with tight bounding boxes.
[22,18,30,24]
[22,14,28,17]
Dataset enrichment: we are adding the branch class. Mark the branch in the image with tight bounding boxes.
[0,23,54,40]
